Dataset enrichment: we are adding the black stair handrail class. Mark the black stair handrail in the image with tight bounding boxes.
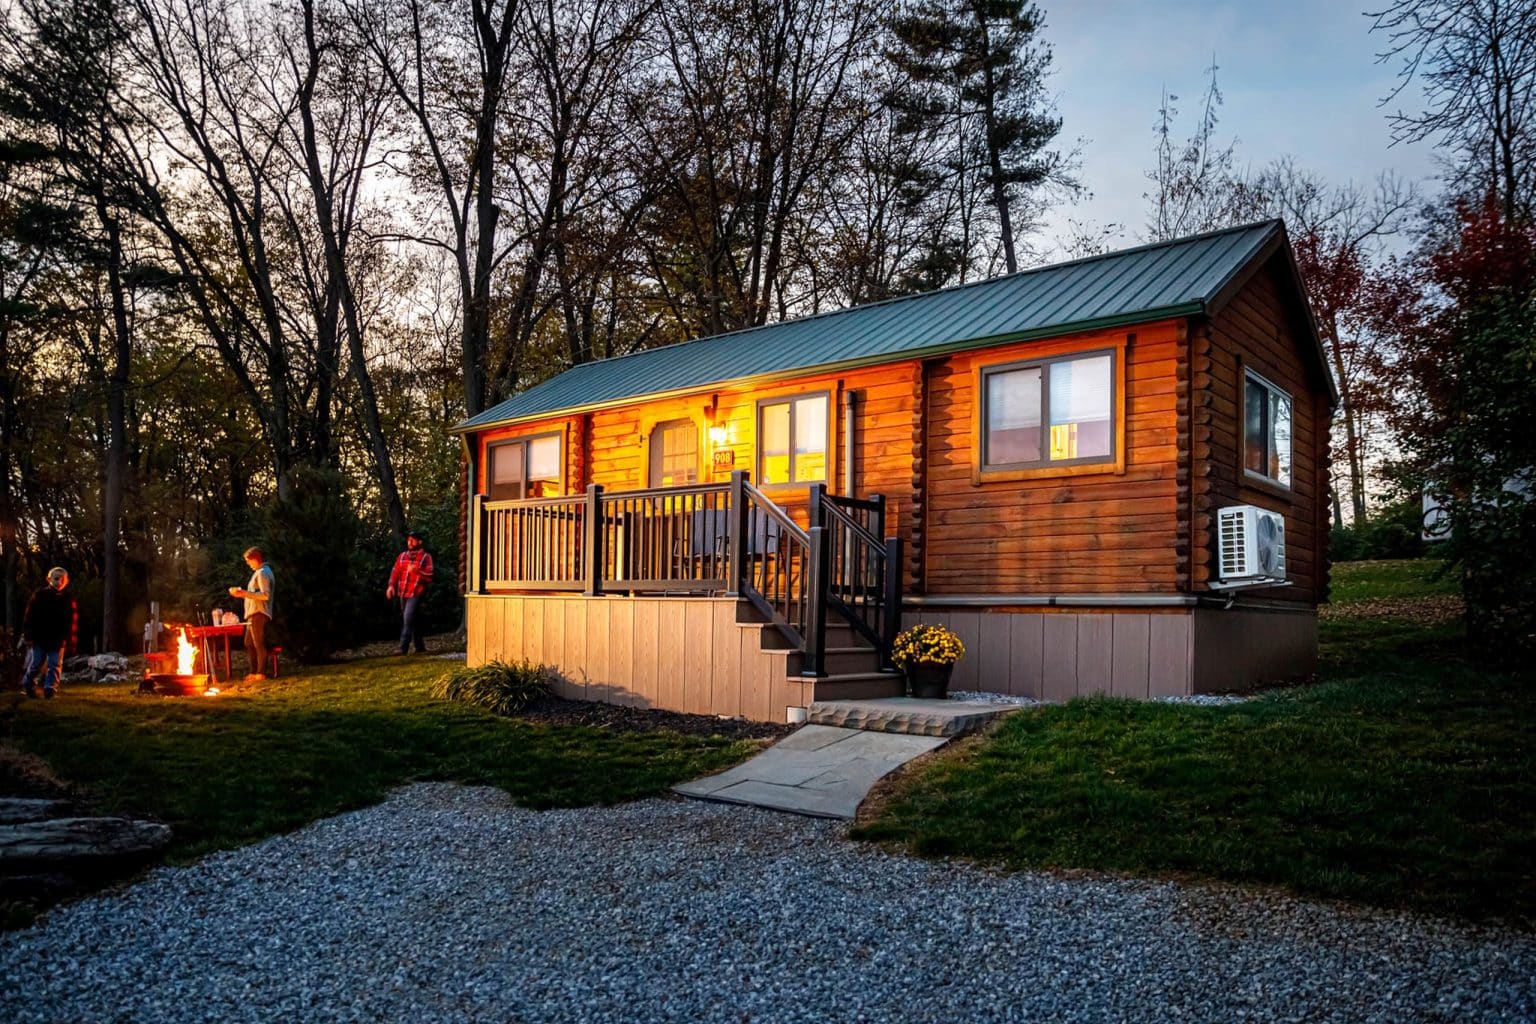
[729,472,828,676]
[809,485,903,670]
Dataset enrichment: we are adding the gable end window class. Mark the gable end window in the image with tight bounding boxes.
[757,393,829,486]
[980,351,1115,471]
[487,433,562,500]
[1243,371,1293,488]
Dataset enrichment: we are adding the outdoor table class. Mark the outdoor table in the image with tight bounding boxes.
[186,623,246,682]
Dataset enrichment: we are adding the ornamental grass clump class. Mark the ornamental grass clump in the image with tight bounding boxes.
[890,624,964,670]
[431,659,550,715]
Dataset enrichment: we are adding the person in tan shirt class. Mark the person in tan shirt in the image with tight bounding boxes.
[228,547,275,680]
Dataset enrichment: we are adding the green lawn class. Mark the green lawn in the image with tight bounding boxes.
[1,658,760,862]
[1327,558,1461,604]
[854,560,1536,925]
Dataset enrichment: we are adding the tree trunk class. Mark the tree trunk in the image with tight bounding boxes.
[100,212,133,652]
[295,0,406,541]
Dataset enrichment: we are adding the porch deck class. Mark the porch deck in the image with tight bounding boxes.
[467,472,906,720]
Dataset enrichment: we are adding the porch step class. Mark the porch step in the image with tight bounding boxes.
[811,672,904,702]
[766,646,883,677]
[807,698,1019,738]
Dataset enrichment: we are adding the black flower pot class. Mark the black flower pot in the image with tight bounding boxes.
[906,662,954,700]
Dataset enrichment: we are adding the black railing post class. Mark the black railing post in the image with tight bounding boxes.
[808,483,825,530]
[584,484,605,596]
[869,493,886,541]
[880,536,903,669]
[727,471,749,596]
[803,525,830,677]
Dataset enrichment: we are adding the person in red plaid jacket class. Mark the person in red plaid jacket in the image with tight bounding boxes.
[386,530,435,655]
[21,567,77,698]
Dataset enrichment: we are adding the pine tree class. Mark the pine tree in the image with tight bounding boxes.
[885,0,1066,274]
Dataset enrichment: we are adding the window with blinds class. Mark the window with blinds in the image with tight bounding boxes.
[981,351,1115,470]
[488,434,562,499]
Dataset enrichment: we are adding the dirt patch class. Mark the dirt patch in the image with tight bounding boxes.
[0,743,74,800]
[511,694,795,742]
[1319,594,1464,625]
[332,632,466,662]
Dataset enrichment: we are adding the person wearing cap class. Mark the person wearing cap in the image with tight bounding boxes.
[21,567,78,699]
[386,530,435,655]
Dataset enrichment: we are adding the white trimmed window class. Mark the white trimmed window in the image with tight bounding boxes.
[649,419,699,487]
[757,393,829,485]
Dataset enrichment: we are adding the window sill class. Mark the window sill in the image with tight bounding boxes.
[755,481,829,496]
[974,459,1123,485]
[1241,471,1295,504]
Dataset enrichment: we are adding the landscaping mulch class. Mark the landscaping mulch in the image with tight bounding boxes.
[511,694,795,741]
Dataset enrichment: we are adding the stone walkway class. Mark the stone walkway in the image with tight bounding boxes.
[674,698,1019,818]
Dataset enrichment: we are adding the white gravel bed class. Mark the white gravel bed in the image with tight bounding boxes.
[2,784,1531,1023]
[947,690,1043,706]
[948,691,1260,707]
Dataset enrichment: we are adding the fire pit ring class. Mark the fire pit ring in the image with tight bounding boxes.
[141,672,214,697]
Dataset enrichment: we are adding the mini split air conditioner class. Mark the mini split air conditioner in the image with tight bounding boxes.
[1214,505,1288,590]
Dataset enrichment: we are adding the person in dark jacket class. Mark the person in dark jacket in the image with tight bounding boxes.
[21,567,77,699]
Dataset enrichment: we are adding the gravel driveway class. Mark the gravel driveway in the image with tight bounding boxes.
[2,784,1531,1023]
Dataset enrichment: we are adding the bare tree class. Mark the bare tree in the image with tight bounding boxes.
[1370,0,1536,223]
[349,0,520,418]
[647,0,879,336]
[1145,63,1270,242]
[279,0,407,538]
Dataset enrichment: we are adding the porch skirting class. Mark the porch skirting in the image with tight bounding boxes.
[466,594,814,722]
[899,603,1317,699]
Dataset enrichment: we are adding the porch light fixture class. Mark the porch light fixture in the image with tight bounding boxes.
[708,424,728,447]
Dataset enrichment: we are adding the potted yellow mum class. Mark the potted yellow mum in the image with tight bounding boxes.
[890,623,965,699]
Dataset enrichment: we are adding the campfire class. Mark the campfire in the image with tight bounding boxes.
[142,627,219,696]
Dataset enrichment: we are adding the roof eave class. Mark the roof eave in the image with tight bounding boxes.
[450,304,1206,435]
[1203,223,1340,408]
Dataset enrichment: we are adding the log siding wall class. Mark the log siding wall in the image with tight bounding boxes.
[922,320,1187,595]
[1197,261,1329,602]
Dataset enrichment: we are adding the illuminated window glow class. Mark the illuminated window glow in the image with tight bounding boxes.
[758,394,828,485]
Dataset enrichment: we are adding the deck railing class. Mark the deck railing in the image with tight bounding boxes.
[470,471,901,676]
[810,485,903,669]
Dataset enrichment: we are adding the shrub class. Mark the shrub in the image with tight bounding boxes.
[261,463,368,661]
[431,660,550,715]
[1330,494,1428,563]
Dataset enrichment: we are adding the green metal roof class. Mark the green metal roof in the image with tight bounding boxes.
[458,220,1294,432]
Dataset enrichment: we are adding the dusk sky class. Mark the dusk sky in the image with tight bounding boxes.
[1040,0,1440,249]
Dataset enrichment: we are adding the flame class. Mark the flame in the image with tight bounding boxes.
[176,628,197,676]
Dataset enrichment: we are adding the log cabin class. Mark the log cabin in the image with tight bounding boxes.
[452,221,1335,721]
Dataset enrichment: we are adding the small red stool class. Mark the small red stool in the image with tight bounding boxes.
[267,647,282,679]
